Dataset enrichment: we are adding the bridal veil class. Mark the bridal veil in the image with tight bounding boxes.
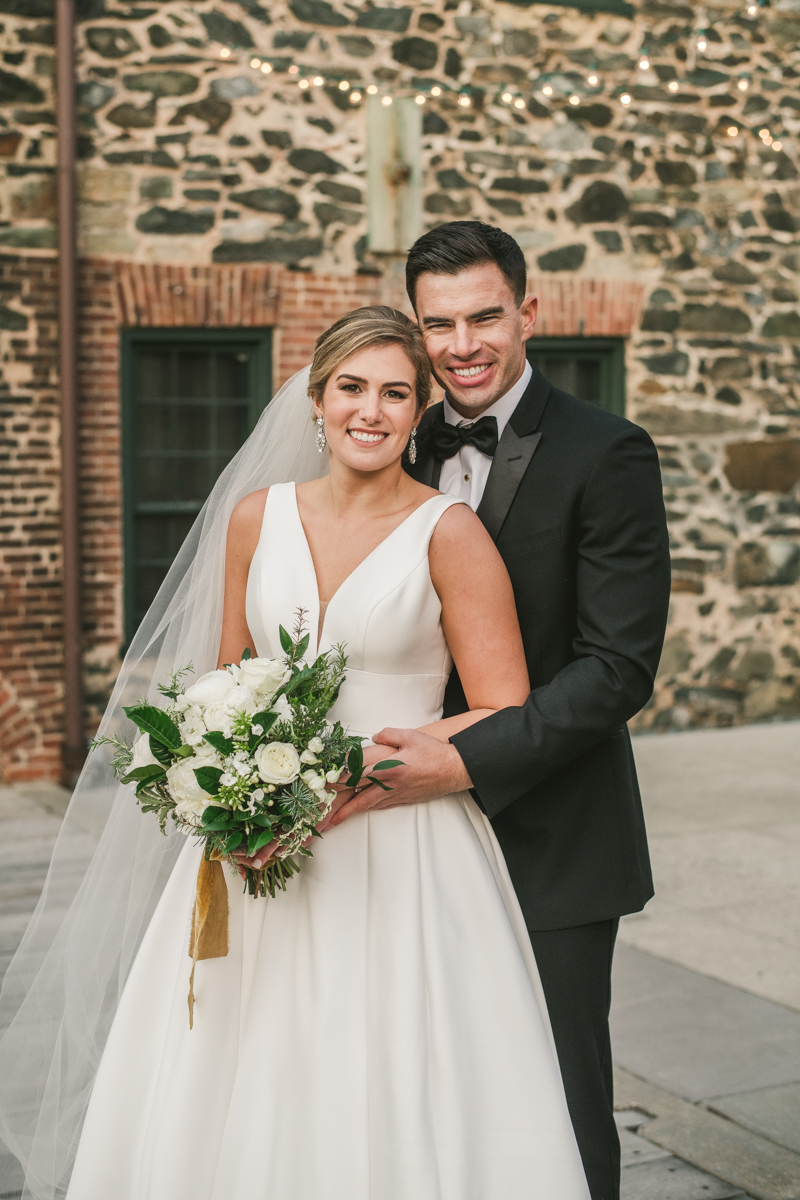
[0,367,327,1200]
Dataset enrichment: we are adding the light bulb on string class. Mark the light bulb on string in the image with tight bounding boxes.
[250,57,260,68]
[219,46,230,58]
[367,84,378,95]
[313,75,323,86]
[697,35,707,51]
[261,62,272,74]
[569,95,580,105]
[458,93,471,107]
[587,74,598,86]
[638,56,649,70]
[738,77,749,90]
[773,140,783,151]
[668,80,679,91]
[501,91,513,103]
[338,80,349,90]
[381,94,392,106]
[298,78,309,88]
[620,92,631,105]
[727,125,738,136]
[514,97,525,109]
[542,84,553,96]
[746,2,757,13]
[415,94,425,104]
[350,90,361,103]
[431,86,441,97]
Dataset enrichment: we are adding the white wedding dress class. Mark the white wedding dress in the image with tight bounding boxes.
[66,483,589,1200]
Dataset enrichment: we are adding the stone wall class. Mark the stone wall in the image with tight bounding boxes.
[3,0,800,775]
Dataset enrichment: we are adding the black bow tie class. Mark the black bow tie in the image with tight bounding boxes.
[429,415,499,461]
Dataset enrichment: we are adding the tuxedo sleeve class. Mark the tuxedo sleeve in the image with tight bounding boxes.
[450,425,670,820]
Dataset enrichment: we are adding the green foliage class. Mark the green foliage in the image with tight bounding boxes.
[194,765,223,795]
[124,704,182,749]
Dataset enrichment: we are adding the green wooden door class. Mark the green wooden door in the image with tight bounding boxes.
[526,337,626,417]
[121,329,272,642]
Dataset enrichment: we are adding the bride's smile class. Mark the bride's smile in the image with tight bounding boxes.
[313,342,419,474]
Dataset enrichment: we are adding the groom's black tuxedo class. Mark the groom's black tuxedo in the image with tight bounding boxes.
[409,362,671,1200]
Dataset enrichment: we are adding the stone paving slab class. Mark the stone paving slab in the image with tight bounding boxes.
[615,1068,800,1200]
[709,1084,800,1157]
[620,1155,748,1200]
[625,722,800,1012]
[611,943,800,1101]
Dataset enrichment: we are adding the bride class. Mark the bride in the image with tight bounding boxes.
[0,306,588,1199]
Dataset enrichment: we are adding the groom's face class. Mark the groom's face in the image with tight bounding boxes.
[414,262,538,418]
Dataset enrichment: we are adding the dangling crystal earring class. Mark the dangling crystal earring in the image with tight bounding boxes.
[408,425,417,465]
[315,414,327,453]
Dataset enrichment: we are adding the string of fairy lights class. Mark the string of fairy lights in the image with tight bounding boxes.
[214,0,784,152]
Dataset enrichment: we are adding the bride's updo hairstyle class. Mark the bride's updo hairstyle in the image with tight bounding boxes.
[308,305,431,414]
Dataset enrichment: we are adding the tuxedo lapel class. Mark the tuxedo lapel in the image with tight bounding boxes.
[476,426,542,540]
[476,363,551,541]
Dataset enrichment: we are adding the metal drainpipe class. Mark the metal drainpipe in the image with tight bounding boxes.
[56,0,84,784]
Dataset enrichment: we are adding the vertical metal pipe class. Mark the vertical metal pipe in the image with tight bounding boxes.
[56,0,83,781]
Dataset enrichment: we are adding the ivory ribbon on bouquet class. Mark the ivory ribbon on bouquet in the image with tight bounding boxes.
[187,852,229,1028]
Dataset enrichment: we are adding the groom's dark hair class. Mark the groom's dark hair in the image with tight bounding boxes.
[405,221,527,310]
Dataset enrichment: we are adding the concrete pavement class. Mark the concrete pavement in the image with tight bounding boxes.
[1,722,799,1199]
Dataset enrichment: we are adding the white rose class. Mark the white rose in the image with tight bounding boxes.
[237,657,290,700]
[308,736,324,754]
[202,700,235,737]
[130,733,159,771]
[270,693,293,726]
[166,753,219,819]
[183,669,235,707]
[254,741,301,785]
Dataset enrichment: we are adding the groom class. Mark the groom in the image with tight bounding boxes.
[332,221,671,1197]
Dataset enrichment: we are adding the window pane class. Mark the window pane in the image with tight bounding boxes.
[127,336,269,637]
[215,351,250,399]
[575,360,601,405]
[135,351,172,400]
[176,352,212,399]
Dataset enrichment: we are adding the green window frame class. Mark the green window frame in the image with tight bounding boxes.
[121,327,272,644]
[526,336,626,418]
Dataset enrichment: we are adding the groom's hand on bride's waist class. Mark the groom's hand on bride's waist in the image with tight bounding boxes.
[329,730,472,827]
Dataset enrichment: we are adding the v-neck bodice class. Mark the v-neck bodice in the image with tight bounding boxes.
[245,482,464,737]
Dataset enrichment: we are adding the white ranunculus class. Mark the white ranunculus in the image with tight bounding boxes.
[184,669,235,707]
[237,657,290,700]
[166,751,219,820]
[202,700,235,737]
[270,693,293,726]
[225,685,258,715]
[308,736,324,754]
[130,733,159,771]
[254,741,301,785]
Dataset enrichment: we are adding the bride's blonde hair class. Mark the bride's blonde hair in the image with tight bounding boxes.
[308,305,431,413]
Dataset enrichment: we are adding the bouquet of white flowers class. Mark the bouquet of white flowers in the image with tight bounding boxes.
[94,613,398,900]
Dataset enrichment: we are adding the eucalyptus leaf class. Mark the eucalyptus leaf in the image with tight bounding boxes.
[123,704,182,750]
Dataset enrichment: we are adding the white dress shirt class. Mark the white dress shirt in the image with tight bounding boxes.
[438,359,532,511]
